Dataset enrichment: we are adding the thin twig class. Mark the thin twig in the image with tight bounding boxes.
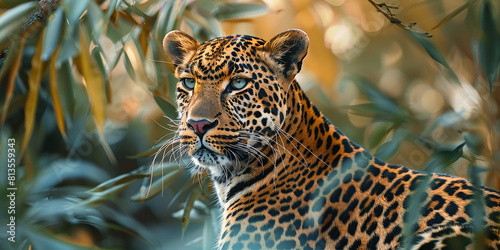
[366,0,432,38]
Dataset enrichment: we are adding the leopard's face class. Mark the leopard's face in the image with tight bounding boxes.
[163,30,308,179]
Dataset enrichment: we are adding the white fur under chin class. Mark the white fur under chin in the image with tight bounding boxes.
[191,154,231,177]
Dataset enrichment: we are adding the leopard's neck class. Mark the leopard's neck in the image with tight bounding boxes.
[213,80,375,208]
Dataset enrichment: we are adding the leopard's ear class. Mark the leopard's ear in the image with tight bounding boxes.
[163,30,200,66]
[263,29,309,80]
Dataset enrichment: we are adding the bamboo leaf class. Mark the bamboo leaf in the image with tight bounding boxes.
[77,28,106,132]
[479,1,500,91]
[21,28,45,156]
[57,61,76,115]
[0,35,26,126]
[182,180,209,230]
[61,0,89,32]
[367,122,393,150]
[374,129,407,160]
[41,6,64,61]
[406,31,460,83]
[431,0,475,30]
[109,48,123,72]
[153,93,177,118]
[130,169,185,202]
[86,0,104,36]
[0,1,37,46]
[155,1,172,39]
[212,3,268,20]
[123,48,136,81]
[49,47,67,139]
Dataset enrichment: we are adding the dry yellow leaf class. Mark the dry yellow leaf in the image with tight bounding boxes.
[0,35,26,125]
[77,28,106,133]
[49,46,67,140]
[21,28,44,157]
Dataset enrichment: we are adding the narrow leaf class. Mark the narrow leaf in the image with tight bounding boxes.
[0,35,26,125]
[155,1,172,39]
[123,49,136,81]
[212,3,268,20]
[109,48,123,72]
[479,1,500,91]
[49,47,67,139]
[21,28,45,156]
[406,31,460,83]
[153,93,177,118]
[182,181,209,230]
[130,169,184,202]
[86,0,104,37]
[0,1,37,46]
[431,0,475,30]
[367,122,393,150]
[77,28,106,132]
[61,0,89,32]
[41,7,64,61]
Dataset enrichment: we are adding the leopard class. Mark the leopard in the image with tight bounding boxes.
[162,29,500,249]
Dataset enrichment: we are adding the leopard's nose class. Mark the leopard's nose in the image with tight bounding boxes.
[187,119,218,138]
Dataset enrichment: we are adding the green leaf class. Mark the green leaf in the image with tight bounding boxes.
[374,129,407,160]
[86,0,104,38]
[406,31,460,83]
[423,143,465,173]
[422,111,464,137]
[30,159,110,191]
[462,132,483,155]
[122,0,150,20]
[42,7,64,61]
[123,49,136,81]
[153,94,177,118]
[57,61,76,115]
[130,167,187,201]
[367,122,393,150]
[109,48,123,72]
[61,0,89,32]
[213,3,268,20]
[92,47,107,79]
[24,228,90,250]
[155,1,172,39]
[182,180,210,230]
[431,0,476,30]
[0,1,37,46]
[479,1,500,91]
[348,75,408,123]
[104,0,118,22]
[57,26,80,64]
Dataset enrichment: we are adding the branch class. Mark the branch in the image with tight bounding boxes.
[0,0,60,59]
[366,0,432,38]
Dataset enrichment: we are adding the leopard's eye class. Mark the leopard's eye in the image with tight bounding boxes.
[181,78,196,90]
[230,78,247,90]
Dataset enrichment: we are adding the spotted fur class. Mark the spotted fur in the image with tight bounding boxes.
[162,29,500,249]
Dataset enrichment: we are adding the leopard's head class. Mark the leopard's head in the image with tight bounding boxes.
[163,30,309,180]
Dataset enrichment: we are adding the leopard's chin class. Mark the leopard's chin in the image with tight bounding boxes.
[191,146,251,181]
[191,148,231,177]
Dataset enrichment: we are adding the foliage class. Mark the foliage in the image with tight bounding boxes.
[0,0,499,249]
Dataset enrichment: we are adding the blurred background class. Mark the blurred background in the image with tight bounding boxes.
[0,0,499,249]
